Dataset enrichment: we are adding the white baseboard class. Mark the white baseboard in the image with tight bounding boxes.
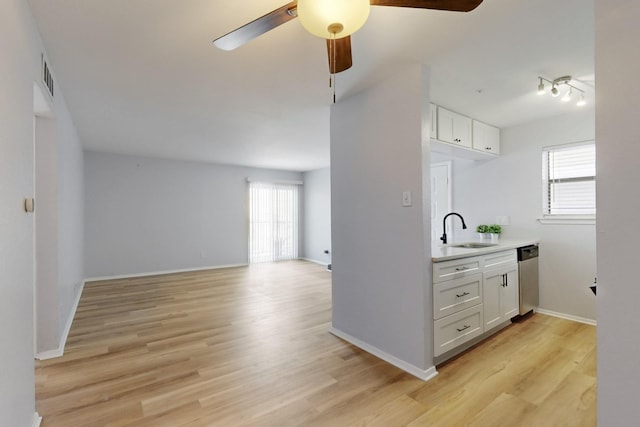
[329,327,438,382]
[36,279,86,360]
[301,257,329,267]
[85,263,248,283]
[32,412,42,427]
[535,308,597,326]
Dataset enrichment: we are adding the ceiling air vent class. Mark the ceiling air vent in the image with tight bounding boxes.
[41,53,54,99]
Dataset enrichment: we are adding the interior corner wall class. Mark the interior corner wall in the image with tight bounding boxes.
[330,64,432,374]
[84,151,303,278]
[1,0,58,423]
[596,1,640,424]
[302,167,331,266]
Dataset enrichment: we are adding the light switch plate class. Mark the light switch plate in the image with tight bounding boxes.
[496,215,510,225]
[402,191,412,207]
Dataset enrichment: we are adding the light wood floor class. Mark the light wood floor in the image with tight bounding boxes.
[35,261,596,426]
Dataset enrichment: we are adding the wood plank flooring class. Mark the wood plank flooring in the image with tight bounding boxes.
[35,261,596,426]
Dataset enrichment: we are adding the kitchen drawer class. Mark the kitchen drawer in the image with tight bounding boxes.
[433,256,482,283]
[433,273,482,320]
[483,249,517,270]
[434,305,484,357]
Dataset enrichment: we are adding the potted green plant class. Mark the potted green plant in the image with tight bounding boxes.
[476,224,491,241]
[477,224,502,242]
[488,224,502,242]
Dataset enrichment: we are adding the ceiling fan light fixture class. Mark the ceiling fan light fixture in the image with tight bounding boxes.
[297,0,370,38]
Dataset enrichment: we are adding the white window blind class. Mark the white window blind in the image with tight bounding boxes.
[249,181,299,263]
[542,141,596,216]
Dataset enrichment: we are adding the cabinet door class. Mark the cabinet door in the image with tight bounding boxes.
[452,112,472,148]
[437,107,472,148]
[484,264,520,332]
[430,103,438,139]
[501,267,519,319]
[483,268,503,331]
[472,120,500,155]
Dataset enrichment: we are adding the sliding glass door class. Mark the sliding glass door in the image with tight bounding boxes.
[249,181,299,263]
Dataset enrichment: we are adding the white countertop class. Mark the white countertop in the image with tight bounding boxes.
[432,238,540,262]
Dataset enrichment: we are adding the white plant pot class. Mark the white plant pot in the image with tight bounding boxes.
[479,232,500,242]
[478,233,491,241]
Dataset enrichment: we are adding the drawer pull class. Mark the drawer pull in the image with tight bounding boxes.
[456,291,470,298]
[456,324,471,332]
[455,266,468,271]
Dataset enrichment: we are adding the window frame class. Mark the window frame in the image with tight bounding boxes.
[539,140,596,225]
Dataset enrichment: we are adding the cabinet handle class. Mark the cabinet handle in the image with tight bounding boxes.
[457,324,471,332]
[455,266,468,271]
[456,291,470,298]
[502,273,508,287]
[485,146,492,150]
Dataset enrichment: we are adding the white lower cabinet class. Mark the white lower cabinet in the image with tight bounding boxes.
[434,305,483,356]
[433,249,519,359]
[483,264,519,332]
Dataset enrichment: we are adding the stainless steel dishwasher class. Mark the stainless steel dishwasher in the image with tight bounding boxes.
[517,245,539,315]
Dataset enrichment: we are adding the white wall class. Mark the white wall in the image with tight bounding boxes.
[330,65,434,378]
[84,151,303,278]
[436,109,596,322]
[0,1,37,422]
[55,99,85,341]
[596,1,640,424]
[1,0,84,423]
[302,167,331,266]
[35,116,60,353]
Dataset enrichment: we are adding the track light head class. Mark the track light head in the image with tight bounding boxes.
[537,78,545,95]
[577,93,586,107]
[551,85,559,97]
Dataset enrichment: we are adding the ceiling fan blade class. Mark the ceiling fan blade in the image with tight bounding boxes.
[370,0,483,12]
[327,36,353,74]
[213,1,298,51]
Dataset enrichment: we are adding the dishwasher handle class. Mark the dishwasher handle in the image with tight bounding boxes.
[518,245,538,261]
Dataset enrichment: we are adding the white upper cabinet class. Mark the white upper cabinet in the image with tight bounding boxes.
[437,106,472,148]
[430,103,501,160]
[472,120,500,155]
[430,103,437,140]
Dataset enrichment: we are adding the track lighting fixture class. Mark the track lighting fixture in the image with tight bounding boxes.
[537,75,586,107]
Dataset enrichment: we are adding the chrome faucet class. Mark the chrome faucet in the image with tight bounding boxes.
[441,212,467,244]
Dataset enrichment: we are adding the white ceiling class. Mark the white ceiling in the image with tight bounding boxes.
[27,0,594,172]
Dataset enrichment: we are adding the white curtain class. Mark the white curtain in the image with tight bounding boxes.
[249,181,300,263]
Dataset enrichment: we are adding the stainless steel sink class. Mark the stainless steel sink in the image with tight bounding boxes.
[449,242,498,248]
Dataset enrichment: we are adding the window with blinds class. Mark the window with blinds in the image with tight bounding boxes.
[248,181,300,263]
[542,141,596,216]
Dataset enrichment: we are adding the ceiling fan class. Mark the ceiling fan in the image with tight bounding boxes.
[213,0,483,75]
